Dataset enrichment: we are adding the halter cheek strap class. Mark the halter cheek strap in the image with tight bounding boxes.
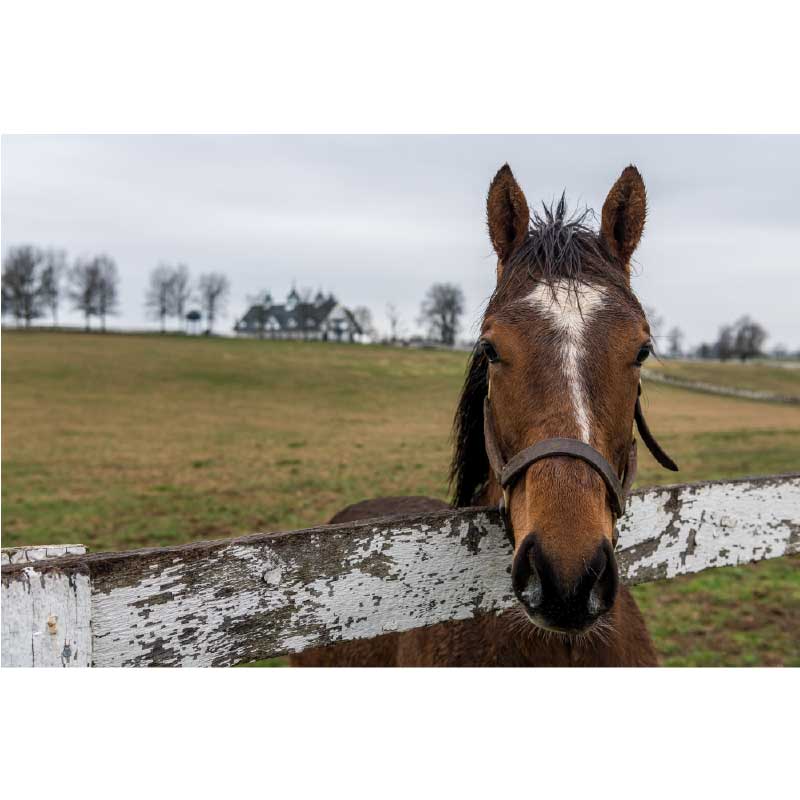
[634,383,678,471]
[483,384,677,540]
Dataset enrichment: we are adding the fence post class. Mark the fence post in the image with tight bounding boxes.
[1,545,92,667]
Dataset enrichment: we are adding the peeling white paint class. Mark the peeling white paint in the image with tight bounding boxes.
[2,476,798,667]
[1,544,86,566]
[90,512,515,667]
[90,476,800,666]
[1,567,92,667]
[617,477,800,582]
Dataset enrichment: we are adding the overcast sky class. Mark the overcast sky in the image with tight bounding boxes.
[2,135,798,348]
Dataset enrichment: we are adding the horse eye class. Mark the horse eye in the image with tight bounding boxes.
[481,340,500,363]
[636,344,652,365]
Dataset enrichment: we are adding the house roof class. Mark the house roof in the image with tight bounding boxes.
[236,294,362,335]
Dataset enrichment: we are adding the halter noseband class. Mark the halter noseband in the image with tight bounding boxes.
[483,383,678,543]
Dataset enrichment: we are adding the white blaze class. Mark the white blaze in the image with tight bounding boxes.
[525,281,606,443]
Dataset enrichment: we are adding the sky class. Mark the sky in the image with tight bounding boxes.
[2,135,798,349]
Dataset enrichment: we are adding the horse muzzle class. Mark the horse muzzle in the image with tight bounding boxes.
[511,533,619,633]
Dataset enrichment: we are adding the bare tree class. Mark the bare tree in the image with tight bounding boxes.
[1,281,10,320]
[666,326,684,359]
[145,264,175,333]
[1,245,47,327]
[715,324,735,361]
[696,342,714,359]
[699,317,769,362]
[69,257,101,330]
[733,316,767,362]
[197,272,230,334]
[95,256,119,331]
[418,283,465,346]
[39,249,67,326]
[386,303,402,342]
[352,306,376,342]
[169,263,192,332]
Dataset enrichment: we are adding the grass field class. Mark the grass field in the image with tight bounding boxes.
[3,331,799,666]
[645,358,800,399]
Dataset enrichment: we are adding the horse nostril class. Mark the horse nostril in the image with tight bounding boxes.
[587,540,618,618]
[519,561,543,610]
[512,534,619,629]
[512,533,543,612]
[588,561,607,616]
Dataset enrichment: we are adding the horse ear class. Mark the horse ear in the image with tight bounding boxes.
[600,165,647,272]
[487,164,529,274]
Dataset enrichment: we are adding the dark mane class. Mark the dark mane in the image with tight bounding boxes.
[449,196,640,507]
[450,341,490,507]
[497,195,632,305]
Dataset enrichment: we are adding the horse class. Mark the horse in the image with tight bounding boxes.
[291,164,678,666]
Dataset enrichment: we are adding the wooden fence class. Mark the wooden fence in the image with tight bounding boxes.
[2,473,798,667]
[642,369,800,404]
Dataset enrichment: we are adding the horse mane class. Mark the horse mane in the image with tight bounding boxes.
[449,195,639,507]
[450,341,490,507]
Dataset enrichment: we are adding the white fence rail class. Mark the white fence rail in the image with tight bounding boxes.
[642,369,800,404]
[2,474,798,667]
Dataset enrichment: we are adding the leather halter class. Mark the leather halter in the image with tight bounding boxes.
[483,383,678,542]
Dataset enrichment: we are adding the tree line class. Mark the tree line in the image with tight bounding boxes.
[379,283,466,347]
[2,245,231,334]
[642,309,772,362]
[144,264,229,334]
[3,245,781,357]
[694,316,768,362]
[1,246,119,330]
[2,241,465,344]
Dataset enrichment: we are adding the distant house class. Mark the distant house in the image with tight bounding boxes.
[234,289,363,342]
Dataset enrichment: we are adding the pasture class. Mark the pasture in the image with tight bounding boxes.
[2,331,799,666]
[645,358,800,399]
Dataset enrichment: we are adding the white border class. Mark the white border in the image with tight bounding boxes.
[0,670,796,799]
[1,2,799,133]
[2,2,797,798]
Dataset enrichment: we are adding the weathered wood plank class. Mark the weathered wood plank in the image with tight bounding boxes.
[2,474,798,667]
[1,565,92,667]
[616,475,799,583]
[1,544,92,667]
[2,544,87,566]
[86,508,514,667]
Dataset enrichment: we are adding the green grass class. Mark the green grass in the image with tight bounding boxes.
[634,556,800,667]
[3,331,799,666]
[2,332,462,550]
[645,358,800,399]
